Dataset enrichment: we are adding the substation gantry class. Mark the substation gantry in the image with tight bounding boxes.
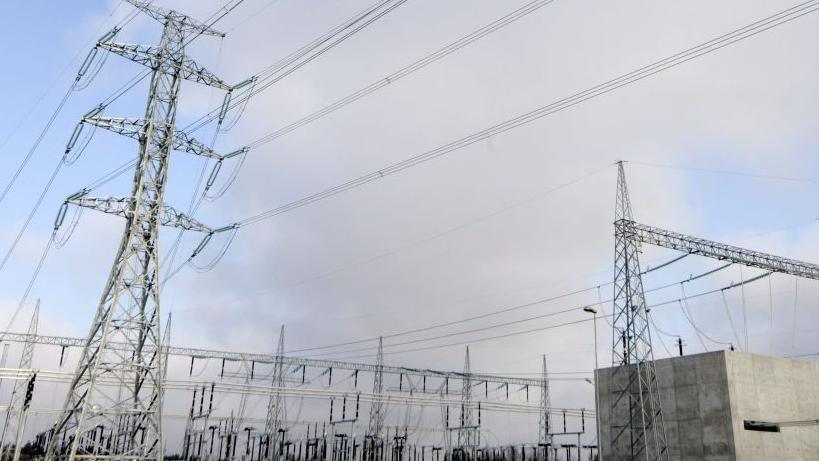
[610,161,819,460]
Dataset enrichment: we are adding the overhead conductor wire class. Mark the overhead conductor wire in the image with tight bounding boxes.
[231,0,819,227]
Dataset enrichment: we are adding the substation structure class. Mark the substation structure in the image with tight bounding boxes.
[604,162,819,460]
[0,329,596,461]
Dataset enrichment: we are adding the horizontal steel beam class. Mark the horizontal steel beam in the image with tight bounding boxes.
[622,219,819,279]
[0,332,542,386]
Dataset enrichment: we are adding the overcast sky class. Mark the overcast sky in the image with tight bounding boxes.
[1,0,819,450]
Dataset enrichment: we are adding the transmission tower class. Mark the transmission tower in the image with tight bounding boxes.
[368,337,385,439]
[365,337,385,461]
[537,355,552,459]
[0,300,39,461]
[264,326,286,461]
[46,2,238,460]
[609,161,668,460]
[457,347,478,455]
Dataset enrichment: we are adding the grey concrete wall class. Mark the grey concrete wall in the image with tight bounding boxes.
[596,351,819,461]
[725,353,819,460]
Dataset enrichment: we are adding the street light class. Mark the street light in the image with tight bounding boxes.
[582,306,601,460]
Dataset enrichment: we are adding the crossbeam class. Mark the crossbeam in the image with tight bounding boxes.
[0,332,541,387]
[621,219,819,279]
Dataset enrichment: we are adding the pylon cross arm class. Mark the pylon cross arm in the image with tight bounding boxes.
[98,41,230,90]
[126,0,225,38]
[621,219,819,279]
[68,196,213,233]
[83,116,228,160]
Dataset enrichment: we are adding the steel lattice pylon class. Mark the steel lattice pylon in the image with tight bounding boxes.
[537,355,552,458]
[457,347,478,455]
[264,326,286,461]
[46,2,230,460]
[609,162,668,460]
[365,337,385,461]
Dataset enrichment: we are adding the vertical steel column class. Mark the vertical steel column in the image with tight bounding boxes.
[609,162,667,460]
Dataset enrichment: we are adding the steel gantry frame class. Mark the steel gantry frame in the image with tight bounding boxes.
[609,162,819,460]
[46,2,235,460]
[0,332,544,388]
[0,301,40,461]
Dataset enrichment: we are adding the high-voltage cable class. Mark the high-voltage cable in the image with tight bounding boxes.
[0,1,145,207]
[244,0,557,149]
[630,160,819,185]
[288,258,732,357]
[319,271,775,361]
[231,0,819,227]
[152,0,412,284]
[182,0,410,134]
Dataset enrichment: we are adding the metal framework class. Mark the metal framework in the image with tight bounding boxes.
[0,331,543,388]
[456,347,478,455]
[367,337,385,441]
[0,301,39,461]
[537,355,552,454]
[610,162,667,460]
[264,326,286,460]
[622,221,819,280]
[609,162,819,460]
[46,2,230,460]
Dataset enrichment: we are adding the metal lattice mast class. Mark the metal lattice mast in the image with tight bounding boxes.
[537,355,552,452]
[0,300,39,460]
[264,326,286,461]
[46,2,232,460]
[368,337,385,441]
[610,161,667,460]
[457,347,477,453]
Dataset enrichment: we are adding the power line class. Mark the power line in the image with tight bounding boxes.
[209,163,611,312]
[232,1,819,227]
[244,0,556,150]
[0,2,147,208]
[81,0,413,210]
[629,160,819,185]
[156,0,413,286]
[297,261,737,359]
[328,270,773,360]
[183,0,410,134]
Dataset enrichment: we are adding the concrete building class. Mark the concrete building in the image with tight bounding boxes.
[596,351,819,460]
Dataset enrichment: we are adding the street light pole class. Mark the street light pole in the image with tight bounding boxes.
[583,306,601,461]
